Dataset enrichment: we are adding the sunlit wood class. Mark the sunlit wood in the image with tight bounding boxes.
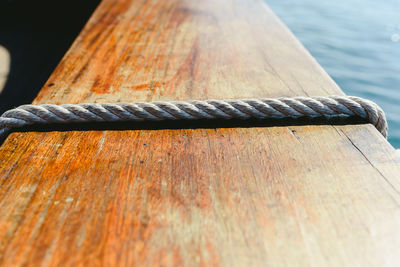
[0,0,399,266]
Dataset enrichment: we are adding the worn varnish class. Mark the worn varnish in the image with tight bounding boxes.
[1,0,400,266]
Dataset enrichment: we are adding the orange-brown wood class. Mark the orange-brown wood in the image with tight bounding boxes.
[1,0,400,266]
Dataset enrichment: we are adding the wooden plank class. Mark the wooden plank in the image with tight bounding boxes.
[1,0,400,266]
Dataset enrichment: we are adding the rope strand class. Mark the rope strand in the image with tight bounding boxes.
[0,96,388,138]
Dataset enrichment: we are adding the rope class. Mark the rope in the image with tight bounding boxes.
[0,96,388,138]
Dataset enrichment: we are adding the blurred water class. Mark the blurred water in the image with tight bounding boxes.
[266,0,400,147]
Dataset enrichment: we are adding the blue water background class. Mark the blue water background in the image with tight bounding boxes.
[266,0,400,147]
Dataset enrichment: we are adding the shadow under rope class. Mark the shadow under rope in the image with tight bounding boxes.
[1,117,369,145]
[0,0,100,114]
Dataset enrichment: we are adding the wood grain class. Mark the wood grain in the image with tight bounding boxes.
[1,0,400,266]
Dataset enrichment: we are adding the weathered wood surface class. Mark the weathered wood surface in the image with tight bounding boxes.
[1,0,400,266]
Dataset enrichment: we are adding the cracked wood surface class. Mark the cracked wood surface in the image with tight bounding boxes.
[1,0,400,266]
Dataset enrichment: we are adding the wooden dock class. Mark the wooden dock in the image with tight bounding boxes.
[1,0,400,265]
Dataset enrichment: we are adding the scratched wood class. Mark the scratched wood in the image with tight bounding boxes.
[1,0,400,266]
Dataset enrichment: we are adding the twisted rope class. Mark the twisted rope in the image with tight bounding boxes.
[0,96,388,138]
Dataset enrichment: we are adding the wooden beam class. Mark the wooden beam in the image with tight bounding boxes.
[1,0,400,265]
